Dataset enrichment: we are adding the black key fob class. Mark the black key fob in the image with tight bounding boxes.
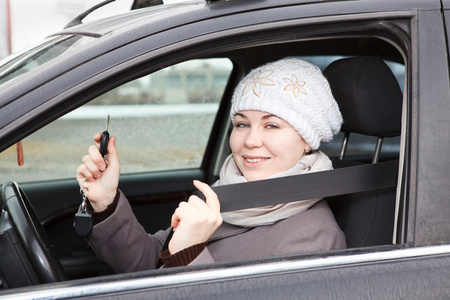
[74,211,93,237]
[100,131,109,158]
[99,114,110,158]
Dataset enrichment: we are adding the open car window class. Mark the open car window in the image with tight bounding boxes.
[0,54,403,183]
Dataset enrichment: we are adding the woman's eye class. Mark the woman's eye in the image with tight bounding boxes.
[266,123,279,129]
[235,123,249,128]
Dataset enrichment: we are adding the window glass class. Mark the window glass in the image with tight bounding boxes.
[0,35,93,85]
[0,58,233,183]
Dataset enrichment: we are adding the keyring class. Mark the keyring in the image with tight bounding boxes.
[82,179,90,189]
[80,179,90,197]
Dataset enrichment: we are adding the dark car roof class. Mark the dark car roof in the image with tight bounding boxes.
[53,0,439,38]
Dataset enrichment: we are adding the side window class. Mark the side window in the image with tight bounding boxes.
[0,58,233,183]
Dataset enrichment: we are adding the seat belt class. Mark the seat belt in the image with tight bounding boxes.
[213,160,399,212]
[156,160,398,267]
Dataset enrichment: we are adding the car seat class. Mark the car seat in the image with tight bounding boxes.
[323,56,403,248]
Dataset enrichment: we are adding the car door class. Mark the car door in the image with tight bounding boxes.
[2,0,408,280]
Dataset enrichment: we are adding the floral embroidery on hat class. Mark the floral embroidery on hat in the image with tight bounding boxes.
[283,75,307,98]
[242,70,276,97]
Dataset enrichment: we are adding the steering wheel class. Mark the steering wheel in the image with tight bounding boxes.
[0,181,66,285]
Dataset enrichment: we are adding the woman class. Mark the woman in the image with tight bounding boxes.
[77,58,346,272]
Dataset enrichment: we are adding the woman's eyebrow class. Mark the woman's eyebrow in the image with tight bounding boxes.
[235,113,277,120]
[235,112,248,119]
[262,114,277,120]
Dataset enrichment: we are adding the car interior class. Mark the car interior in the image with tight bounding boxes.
[0,23,407,289]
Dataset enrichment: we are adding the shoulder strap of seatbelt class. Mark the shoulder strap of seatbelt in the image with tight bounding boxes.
[214,160,399,212]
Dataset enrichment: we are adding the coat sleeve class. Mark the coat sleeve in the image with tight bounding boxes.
[88,190,170,273]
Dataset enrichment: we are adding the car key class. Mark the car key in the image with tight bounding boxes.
[74,116,110,237]
[99,114,110,159]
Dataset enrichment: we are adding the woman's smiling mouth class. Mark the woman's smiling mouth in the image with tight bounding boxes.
[243,156,270,164]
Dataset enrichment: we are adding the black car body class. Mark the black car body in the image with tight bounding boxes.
[0,0,450,298]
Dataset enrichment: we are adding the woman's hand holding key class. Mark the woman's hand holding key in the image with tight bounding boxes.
[77,133,120,212]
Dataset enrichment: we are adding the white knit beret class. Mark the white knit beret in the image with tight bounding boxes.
[230,58,343,150]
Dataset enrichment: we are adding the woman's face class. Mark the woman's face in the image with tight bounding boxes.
[230,110,310,181]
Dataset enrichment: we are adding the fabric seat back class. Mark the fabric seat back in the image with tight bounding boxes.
[323,56,402,247]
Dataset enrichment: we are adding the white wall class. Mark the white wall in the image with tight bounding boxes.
[0,0,10,59]
[3,0,189,56]
[7,0,133,54]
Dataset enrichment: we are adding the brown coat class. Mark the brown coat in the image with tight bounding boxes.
[89,191,346,273]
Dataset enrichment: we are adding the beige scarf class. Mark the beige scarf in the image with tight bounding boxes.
[215,151,332,227]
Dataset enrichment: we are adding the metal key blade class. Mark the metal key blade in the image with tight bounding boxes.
[105,114,110,131]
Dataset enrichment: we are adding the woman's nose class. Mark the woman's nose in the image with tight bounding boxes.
[244,128,263,148]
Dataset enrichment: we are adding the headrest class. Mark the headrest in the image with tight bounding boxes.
[323,57,402,137]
